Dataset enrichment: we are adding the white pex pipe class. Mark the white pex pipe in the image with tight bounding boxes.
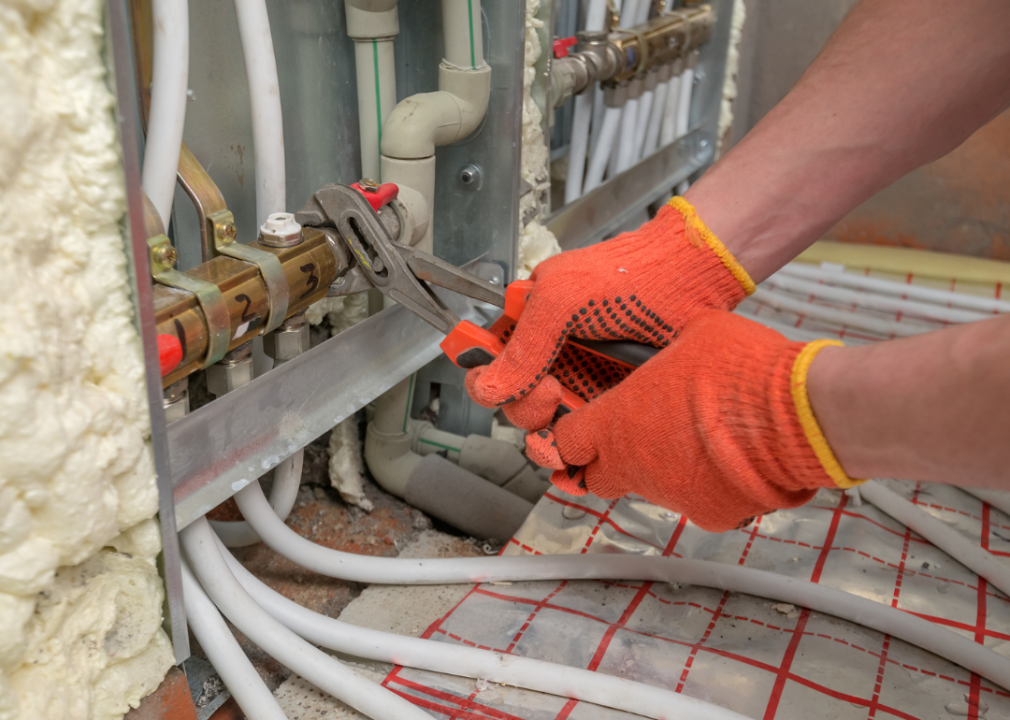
[231,480,1010,691]
[219,541,750,720]
[860,481,1010,598]
[565,93,593,204]
[659,72,681,146]
[142,0,188,229]
[615,97,640,173]
[566,0,609,204]
[751,287,936,337]
[632,83,654,163]
[183,518,435,720]
[962,487,1010,518]
[642,74,669,156]
[211,452,303,547]
[181,562,287,720]
[675,66,693,140]
[767,272,991,325]
[234,0,286,226]
[779,263,1010,315]
[583,106,622,193]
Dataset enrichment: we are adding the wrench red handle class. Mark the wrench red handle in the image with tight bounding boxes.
[440,318,586,412]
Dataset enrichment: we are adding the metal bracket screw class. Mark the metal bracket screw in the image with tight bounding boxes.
[459,164,483,191]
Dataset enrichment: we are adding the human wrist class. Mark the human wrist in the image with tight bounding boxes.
[665,197,756,305]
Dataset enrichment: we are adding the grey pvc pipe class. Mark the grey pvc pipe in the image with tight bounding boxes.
[404,454,533,541]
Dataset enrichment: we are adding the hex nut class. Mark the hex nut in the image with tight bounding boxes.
[263,324,309,362]
[206,356,255,397]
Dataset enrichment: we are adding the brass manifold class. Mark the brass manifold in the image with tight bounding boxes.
[153,227,341,388]
[607,6,713,83]
[551,5,713,105]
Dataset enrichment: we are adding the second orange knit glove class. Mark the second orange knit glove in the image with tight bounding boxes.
[524,310,865,533]
[466,198,755,430]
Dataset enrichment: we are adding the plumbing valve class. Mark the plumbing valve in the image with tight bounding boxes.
[552,36,577,58]
[350,179,399,211]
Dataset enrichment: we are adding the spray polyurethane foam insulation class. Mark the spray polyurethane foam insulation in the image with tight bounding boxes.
[0,1,173,718]
[718,0,747,152]
[518,0,562,281]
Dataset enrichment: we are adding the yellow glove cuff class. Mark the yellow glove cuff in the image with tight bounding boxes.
[790,339,866,489]
[668,196,757,296]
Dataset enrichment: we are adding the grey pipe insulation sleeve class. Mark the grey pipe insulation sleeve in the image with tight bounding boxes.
[404,454,534,541]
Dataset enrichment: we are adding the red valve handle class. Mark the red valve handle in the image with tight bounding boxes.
[158,334,183,376]
[553,36,578,59]
[350,181,399,211]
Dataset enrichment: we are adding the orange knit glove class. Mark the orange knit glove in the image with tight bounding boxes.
[524,310,865,533]
[466,198,756,430]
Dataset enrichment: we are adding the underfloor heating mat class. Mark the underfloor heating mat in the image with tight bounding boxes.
[367,253,1008,719]
[377,483,1008,719]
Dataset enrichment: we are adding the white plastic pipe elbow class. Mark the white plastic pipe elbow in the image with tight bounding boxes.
[381,64,492,159]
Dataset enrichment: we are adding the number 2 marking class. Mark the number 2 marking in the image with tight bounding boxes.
[300,263,319,300]
[235,293,255,322]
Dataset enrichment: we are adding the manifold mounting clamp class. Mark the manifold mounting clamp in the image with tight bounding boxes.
[209,209,290,334]
[147,234,232,368]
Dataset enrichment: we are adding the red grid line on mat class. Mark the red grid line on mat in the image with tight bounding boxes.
[808,504,932,543]
[912,498,1010,533]
[764,494,848,719]
[543,492,669,552]
[868,482,918,719]
[968,503,993,720]
[389,675,524,720]
[579,498,620,554]
[384,487,1008,719]
[553,515,688,720]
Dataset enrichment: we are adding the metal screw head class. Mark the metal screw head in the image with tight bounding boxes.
[218,221,237,244]
[459,164,483,190]
[359,178,380,192]
[155,244,177,267]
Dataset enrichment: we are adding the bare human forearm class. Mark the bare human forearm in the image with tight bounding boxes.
[807,315,1010,490]
[685,0,1010,283]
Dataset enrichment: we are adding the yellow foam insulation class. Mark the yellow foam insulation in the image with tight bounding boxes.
[0,0,173,716]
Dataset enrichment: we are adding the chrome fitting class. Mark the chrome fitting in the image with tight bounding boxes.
[263,312,309,365]
[206,343,254,397]
[163,377,190,424]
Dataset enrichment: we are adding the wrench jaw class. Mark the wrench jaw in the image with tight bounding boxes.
[305,184,464,334]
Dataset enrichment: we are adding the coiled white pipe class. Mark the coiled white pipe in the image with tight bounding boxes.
[632,85,654,162]
[233,480,1010,691]
[861,482,1010,598]
[615,97,640,172]
[751,287,936,337]
[583,106,623,193]
[182,518,435,720]
[767,273,990,325]
[142,0,189,229]
[218,540,749,720]
[659,72,681,146]
[211,452,303,547]
[779,263,1010,315]
[182,562,287,720]
[642,76,668,157]
[234,0,286,226]
[962,487,1010,518]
